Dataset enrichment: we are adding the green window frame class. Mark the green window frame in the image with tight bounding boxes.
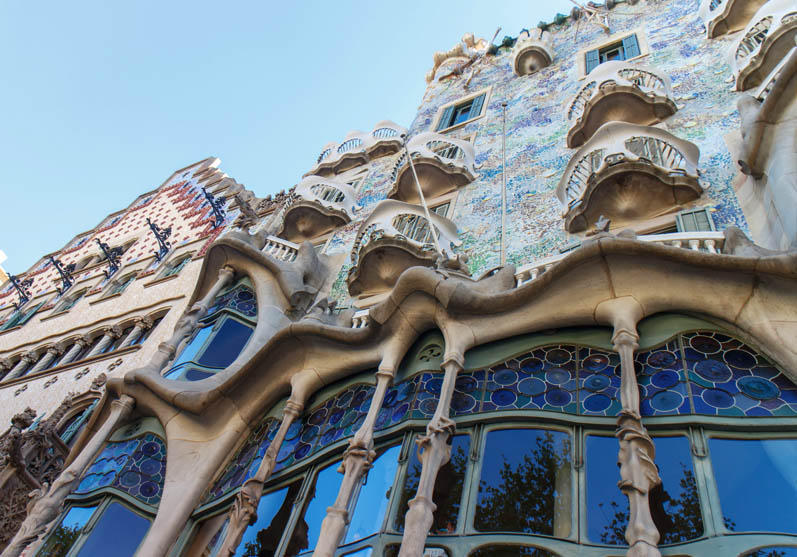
[436,93,486,131]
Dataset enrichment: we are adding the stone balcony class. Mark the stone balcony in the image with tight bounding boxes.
[699,0,768,38]
[308,121,407,177]
[277,176,358,243]
[387,132,476,203]
[732,0,797,91]
[557,122,702,233]
[347,200,461,296]
[512,29,554,76]
[566,61,677,148]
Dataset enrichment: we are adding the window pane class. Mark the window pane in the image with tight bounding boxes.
[288,462,344,556]
[395,434,470,534]
[475,429,571,536]
[345,445,400,544]
[236,482,301,556]
[75,501,150,556]
[39,505,97,557]
[710,438,797,533]
[470,546,558,557]
[385,545,449,557]
[742,547,797,557]
[587,435,703,545]
[197,319,253,369]
[586,434,626,545]
[171,325,213,370]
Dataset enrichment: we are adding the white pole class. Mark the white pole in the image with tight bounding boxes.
[404,142,444,257]
[501,101,508,267]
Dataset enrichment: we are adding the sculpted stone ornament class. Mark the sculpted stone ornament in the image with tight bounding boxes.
[233,192,260,230]
[429,33,493,87]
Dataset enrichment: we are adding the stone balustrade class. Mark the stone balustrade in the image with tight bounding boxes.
[699,0,768,38]
[512,29,553,76]
[566,61,677,147]
[347,200,461,296]
[308,121,407,176]
[515,231,725,286]
[262,235,299,262]
[388,132,476,203]
[732,0,797,91]
[557,122,701,232]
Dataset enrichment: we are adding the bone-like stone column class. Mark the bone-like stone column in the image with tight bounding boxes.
[121,316,154,348]
[1,395,136,557]
[3,353,38,381]
[398,355,463,557]
[598,298,661,557]
[218,398,305,556]
[59,336,91,365]
[27,346,63,375]
[85,326,122,358]
[151,265,235,374]
[313,368,394,557]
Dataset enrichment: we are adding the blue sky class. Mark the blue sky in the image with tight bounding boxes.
[0,0,576,275]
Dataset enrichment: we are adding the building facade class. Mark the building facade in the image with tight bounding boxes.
[1,0,797,555]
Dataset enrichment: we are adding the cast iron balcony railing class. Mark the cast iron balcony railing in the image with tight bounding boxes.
[347,200,461,297]
[557,122,702,233]
[732,0,797,91]
[277,176,358,243]
[699,0,768,38]
[512,29,554,76]
[9,275,33,309]
[387,132,476,203]
[308,121,407,176]
[566,61,677,148]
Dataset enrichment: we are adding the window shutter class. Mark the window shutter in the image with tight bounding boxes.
[437,105,455,131]
[676,209,714,232]
[468,94,486,120]
[622,34,641,59]
[585,49,600,74]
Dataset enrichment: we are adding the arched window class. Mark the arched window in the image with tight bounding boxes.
[55,289,88,313]
[38,418,166,556]
[0,301,44,331]
[106,273,137,297]
[58,399,99,447]
[163,279,257,381]
[159,254,192,279]
[182,320,797,557]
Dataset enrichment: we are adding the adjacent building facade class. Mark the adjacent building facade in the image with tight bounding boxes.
[2,0,797,555]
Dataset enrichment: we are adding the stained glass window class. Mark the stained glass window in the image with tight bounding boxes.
[470,546,558,557]
[164,280,257,382]
[74,432,166,506]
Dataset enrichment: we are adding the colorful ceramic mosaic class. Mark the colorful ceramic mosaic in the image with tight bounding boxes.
[74,433,166,506]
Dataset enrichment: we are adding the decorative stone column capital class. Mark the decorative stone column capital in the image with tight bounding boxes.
[612,328,640,351]
[78,334,93,346]
[21,352,38,365]
[283,399,304,419]
[0,358,14,371]
[109,325,124,338]
[45,345,64,357]
[134,315,154,329]
[218,265,236,282]
[110,394,136,414]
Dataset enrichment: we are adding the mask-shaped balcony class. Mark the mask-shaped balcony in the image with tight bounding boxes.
[277,177,357,243]
[512,29,554,76]
[308,121,407,177]
[347,200,461,297]
[732,0,797,91]
[557,122,702,233]
[699,0,768,38]
[387,133,476,203]
[566,61,677,148]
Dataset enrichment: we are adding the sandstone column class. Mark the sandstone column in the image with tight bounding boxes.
[3,353,38,381]
[27,347,63,375]
[59,337,91,365]
[85,326,122,358]
[121,316,154,348]
[313,368,394,556]
[398,354,463,557]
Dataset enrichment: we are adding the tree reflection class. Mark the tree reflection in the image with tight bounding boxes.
[38,524,82,557]
[394,435,470,534]
[599,464,703,545]
[475,430,571,536]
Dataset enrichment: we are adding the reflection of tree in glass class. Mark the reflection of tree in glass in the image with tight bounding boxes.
[38,524,82,557]
[599,464,704,545]
[241,483,305,557]
[394,435,469,534]
[475,431,571,535]
[744,549,789,557]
